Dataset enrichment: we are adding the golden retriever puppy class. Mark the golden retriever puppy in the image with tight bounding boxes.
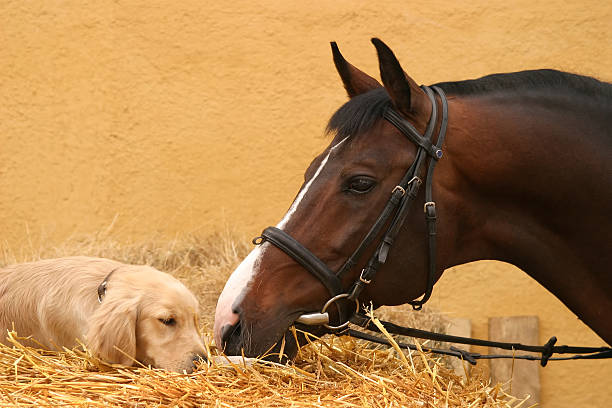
[0,256,206,372]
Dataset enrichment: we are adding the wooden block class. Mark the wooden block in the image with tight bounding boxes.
[445,317,471,377]
[488,316,540,405]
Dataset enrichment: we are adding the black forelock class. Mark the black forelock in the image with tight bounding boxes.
[325,88,390,140]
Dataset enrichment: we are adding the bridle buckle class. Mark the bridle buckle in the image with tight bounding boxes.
[392,185,406,196]
[359,269,372,284]
[408,176,422,186]
[392,177,421,197]
[424,201,436,213]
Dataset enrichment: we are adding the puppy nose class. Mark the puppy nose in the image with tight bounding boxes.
[192,352,207,365]
[187,352,207,373]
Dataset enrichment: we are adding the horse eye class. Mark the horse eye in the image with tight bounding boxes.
[346,177,376,194]
[159,317,176,326]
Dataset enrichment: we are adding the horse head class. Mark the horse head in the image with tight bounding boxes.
[213,38,456,358]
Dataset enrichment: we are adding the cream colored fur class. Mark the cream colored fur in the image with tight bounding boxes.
[0,256,205,372]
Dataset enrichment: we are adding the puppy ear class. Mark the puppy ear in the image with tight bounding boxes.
[86,295,138,366]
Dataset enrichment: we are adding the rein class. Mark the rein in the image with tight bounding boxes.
[347,315,612,366]
[253,84,612,364]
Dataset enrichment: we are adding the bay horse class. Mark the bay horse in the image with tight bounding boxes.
[214,38,612,359]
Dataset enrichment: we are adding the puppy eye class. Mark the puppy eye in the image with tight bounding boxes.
[345,176,376,194]
[159,317,176,326]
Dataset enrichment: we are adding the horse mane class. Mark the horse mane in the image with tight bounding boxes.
[433,69,612,98]
[327,69,612,140]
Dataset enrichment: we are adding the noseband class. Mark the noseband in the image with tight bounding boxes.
[254,85,448,330]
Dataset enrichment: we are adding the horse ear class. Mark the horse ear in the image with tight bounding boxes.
[371,38,424,116]
[331,42,381,98]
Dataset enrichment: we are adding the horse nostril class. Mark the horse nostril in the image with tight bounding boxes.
[220,321,242,352]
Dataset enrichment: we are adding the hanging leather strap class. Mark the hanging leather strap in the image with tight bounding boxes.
[409,85,449,309]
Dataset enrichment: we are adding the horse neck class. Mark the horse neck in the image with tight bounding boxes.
[437,91,612,341]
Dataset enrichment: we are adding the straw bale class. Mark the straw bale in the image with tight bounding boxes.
[1,330,525,407]
[0,230,526,407]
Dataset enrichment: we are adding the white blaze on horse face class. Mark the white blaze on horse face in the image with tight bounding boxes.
[277,136,349,230]
[213,246,263,347]
[213,136,348,348]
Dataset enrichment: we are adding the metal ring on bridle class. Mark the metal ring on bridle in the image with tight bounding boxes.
[321,293,360,330]
[407,176,421,186]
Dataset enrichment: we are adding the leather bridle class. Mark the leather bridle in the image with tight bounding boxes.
[250,85,612,364]
[253,85,448,330]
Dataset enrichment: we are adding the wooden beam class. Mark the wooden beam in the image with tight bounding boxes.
[488,316,540,405]
[445,317,472,377]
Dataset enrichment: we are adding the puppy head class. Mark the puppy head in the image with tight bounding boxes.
[87,266,206,372]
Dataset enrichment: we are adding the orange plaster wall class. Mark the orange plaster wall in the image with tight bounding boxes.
[1,2,611,406]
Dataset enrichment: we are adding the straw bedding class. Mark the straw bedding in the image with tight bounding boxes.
[0,231,526,407]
